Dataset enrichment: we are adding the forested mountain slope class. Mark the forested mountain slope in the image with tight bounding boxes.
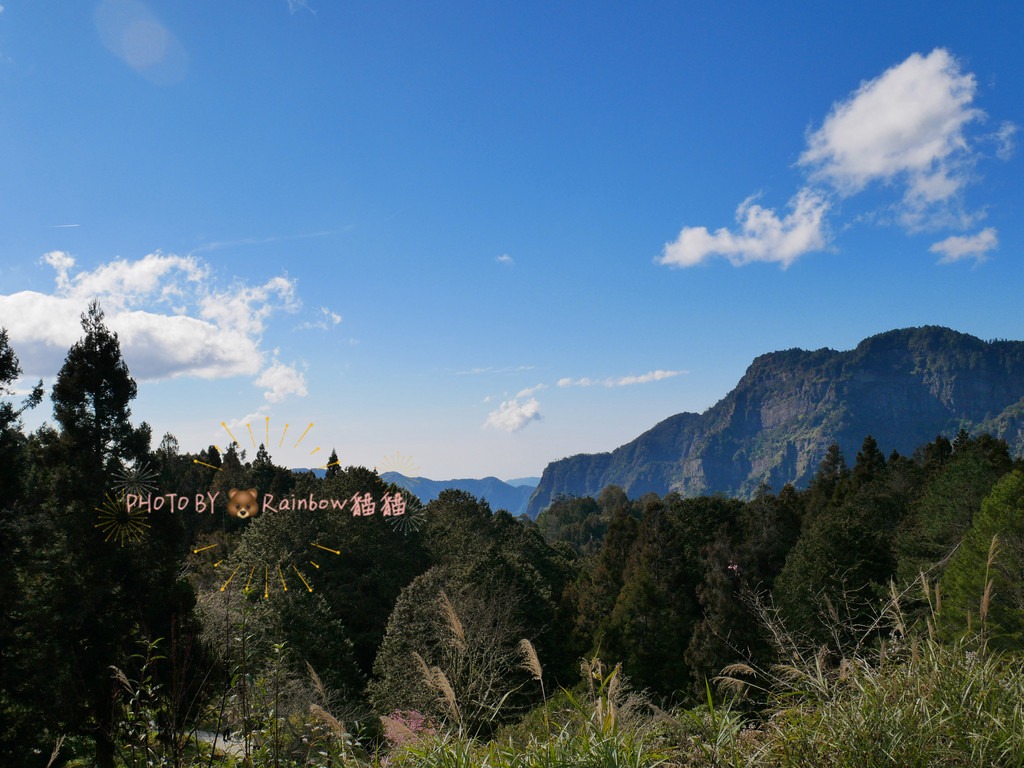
[528,327,1024,517]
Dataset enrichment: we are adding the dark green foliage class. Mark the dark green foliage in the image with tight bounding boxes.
[534,493,606,554]
[772,437,916,647]
[685,484,804,693]
[570,508,639,653]
[896,432,1012,582]
[229,463,430,676]
[940,470,1024,647]
[4,304,194,768]
[51,301,149,473]
[595,495,745,696]
[326,447,340,479]
[368,565,535,733]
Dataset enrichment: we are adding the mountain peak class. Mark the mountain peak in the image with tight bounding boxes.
[527,327,1024,517]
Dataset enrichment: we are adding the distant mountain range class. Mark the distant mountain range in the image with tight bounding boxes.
[379,473,537,517]
[527,327,1024,518]
[291,468,539,517]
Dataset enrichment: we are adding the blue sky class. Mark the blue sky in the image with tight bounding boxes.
[1,1,1021,480]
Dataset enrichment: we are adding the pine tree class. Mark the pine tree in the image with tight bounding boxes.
[325,447,340,479]
[941,469,1024,649]
[38,302,190,767]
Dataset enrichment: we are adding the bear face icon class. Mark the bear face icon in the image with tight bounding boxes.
[228,488,260,519]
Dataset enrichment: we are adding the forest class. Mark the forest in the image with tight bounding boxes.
[3,304,1024,767]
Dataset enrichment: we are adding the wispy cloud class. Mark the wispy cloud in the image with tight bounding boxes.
[930,227,998,264]
[0,251,306,402]
[482,370,683,433]
[483,397,541,433]
[296,305,342,331]
[286,0,316,14]
[50,224,80,228]
[189,230,332,256]
[659,48,1015,269]
[557,369,688,388]
[516,383,546,398]
[456,365,535,375]
[496,254,514,265]
[994,121,1018,161]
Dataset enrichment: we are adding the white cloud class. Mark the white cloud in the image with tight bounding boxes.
[800,49,983,203]
[558,369,688,388]
[286,0,315,13]
[516,383,546,398]
[995,121,1018,161]
[558,377,595,388]
[41,251,209,310]
[483,397,541,433]
[0,252,303,401]
[613,369,688,386]
[496,254,514,265]
[297,305,342,331]
[223,409,270,446]
[659,189,829,268]
[199,275,298,338]
[659,48,1013,270]
[930,227,998,264]
[256,361,308,402]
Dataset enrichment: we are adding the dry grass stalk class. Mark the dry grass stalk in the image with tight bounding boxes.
[714,675,749,696]
[432,667,459,721]
[981,534,999,629]
[307,661,326,701]
[519,638,542,682]
[981,580,994,625]
[439,590,466,652]
[412,651,433,687]
[109,665,130,690]
[381,714,418,743]
[649,703,683,729]
[889,580,906,637]
[715,663,756,696]
[309,703,347,740]
[720,662,756,678]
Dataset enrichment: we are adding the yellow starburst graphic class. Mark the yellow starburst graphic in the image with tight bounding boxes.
[376,451,420,488]
[197,416,345,597]
[95,492,150,546]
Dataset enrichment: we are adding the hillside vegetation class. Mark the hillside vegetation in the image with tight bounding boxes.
[3,312,1024,766]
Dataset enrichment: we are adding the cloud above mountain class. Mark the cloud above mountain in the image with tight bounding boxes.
[659,49,1015,269]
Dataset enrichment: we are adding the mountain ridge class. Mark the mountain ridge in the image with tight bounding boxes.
[379,472,536,517]
[526,326,1024,517]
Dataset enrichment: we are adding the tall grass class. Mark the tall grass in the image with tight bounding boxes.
[91,545,1024,767]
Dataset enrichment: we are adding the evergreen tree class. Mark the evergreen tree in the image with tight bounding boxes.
[51,301,148,474]
[0,328,42,498]
[32,302,191,767]
[940,470,1024,649]
[325,447,340,479]
[804,443,849,516]
[852,435,887,489]
[0,331,46,763]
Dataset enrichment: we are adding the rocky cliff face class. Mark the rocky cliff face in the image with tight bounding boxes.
[526,327,1024,518]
